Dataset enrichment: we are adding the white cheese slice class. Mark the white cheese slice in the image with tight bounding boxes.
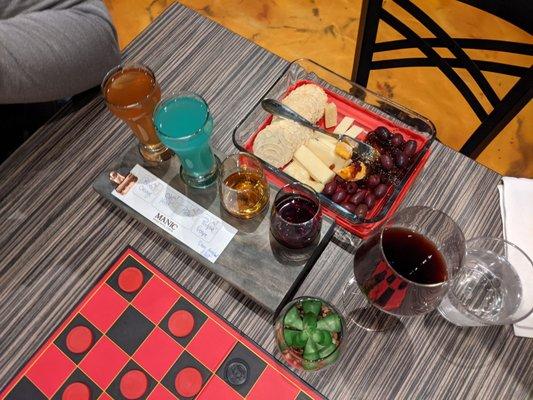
[333,116,354,134]
[294,145,335,184]
[344,123,364,139]
[324,102,338,128]
[316,133,337,146]
[303,179,325,193]
[283,159,325,193]
[283,160,311,182]
[307,138,349,170]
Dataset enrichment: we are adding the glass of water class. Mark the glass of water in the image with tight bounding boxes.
[438,237,533,326]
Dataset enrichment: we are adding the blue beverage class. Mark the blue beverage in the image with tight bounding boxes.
[154,93,217,188]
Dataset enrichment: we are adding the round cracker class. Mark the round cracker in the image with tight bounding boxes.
[282,84,327,123]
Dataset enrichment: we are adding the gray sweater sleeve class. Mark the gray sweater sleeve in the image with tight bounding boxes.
[0,0,121,104]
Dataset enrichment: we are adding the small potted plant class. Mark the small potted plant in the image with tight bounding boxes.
[275,296,344,371]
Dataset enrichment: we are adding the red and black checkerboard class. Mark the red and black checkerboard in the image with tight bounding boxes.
[1,247,325,400]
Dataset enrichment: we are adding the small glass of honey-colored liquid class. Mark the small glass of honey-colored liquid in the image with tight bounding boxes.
[219,153,269,219]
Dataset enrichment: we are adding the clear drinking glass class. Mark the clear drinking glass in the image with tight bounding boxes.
[270,182,322,249]
[438,237,533,326]
[153,92,218,188]
[218,153,269,219]
[343,206,465,330]
[275,296,345,371]
[102,64,172,162]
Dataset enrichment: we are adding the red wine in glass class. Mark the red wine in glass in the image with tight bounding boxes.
[270,183,321,249]
[355,228,453,316]
[345,206,464,330]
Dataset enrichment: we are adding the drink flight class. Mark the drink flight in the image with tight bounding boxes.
[354,226,449,316]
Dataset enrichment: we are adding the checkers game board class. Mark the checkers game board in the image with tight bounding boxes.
[1,248,324,400]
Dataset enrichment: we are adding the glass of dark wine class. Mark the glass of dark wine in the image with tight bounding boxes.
[270,182,322,249]
[343,206,465,331]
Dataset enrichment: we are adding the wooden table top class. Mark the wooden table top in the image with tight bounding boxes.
[0,4,531,399]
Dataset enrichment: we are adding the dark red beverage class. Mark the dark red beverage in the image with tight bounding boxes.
[382,227,448,284]
[270,194,321,249]
[354,227,449,316]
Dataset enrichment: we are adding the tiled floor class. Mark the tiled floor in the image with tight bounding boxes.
[103,0,532,177]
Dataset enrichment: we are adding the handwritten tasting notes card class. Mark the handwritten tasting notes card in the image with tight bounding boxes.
[112,164,237,262]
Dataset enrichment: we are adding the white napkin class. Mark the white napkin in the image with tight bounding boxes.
[498,177,533,337]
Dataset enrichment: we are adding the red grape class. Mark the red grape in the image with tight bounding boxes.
[346,181,358,194]
[365,192,376,208]
[332,189,347,203]
[380,154,393,170]
[349,190,366,205]
[395,152,407,168]
[334,175,347,189]
[391,133,404,147]
[403,140,417,157]
[374,183,388,198]
[366,174,380,187]
[342,202,357,214]
[323,181,337,196]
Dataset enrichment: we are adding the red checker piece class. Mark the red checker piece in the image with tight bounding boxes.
[168,310,194,338]
[118,267,144,293]
[175,367,202,398]
[120,369,149,400]
[61,382,90,400]
[66,325,93,354]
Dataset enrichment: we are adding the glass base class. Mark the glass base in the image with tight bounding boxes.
[342,277,400,331]
[139,143,173,163]
[180,159,219,189]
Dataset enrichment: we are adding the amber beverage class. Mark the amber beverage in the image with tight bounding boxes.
[219,153,269,219]
[102,64,172,162]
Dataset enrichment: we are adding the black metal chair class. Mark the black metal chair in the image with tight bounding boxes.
[351,0,533,159]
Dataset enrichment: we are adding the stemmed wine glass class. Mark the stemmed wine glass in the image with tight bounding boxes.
[343,206,465,331]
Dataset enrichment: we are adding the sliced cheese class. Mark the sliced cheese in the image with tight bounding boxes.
[303,179,325,193]
[283,159,325,193]
[324,102,338,128]
[283,160,311,182]
[344,123,364,139]
[293,145,335,184]
[333,116,354,134]
[307,138,348,170]
[316,133,338,147]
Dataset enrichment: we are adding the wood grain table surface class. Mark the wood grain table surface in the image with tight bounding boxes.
[0,4,531,399]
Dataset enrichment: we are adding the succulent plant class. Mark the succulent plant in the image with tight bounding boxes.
[283,299,341,362]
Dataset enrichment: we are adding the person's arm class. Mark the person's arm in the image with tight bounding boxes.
[0,0,121,104]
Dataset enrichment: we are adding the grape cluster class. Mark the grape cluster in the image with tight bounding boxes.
[322,126,418,219]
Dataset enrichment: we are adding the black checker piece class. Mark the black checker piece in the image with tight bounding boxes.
[216,342,266,397]
[225,359,248,386]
